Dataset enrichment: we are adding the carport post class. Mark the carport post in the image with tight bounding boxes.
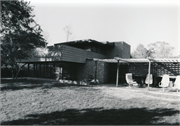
[116,59,120,87]
[94,60,98,84]
[27,63,29,77]
[148,58,151,90]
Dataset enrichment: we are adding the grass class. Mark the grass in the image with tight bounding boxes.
[0,78,180,125]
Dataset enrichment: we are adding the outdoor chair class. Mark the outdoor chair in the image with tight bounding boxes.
[145,74,153,86]
[173,75,180,92]
[159,74,169,91]
[125,73,138,87]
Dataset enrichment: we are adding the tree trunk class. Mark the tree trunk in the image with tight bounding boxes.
[15,63,27,79]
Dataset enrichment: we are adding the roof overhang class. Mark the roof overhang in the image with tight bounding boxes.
[93,57,180,63]
[54,39,115,48]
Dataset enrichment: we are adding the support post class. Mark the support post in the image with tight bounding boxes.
[27,63,29,77]
[46,63,48,78]
[33,64,35,77]
[116,60,120,87]
[148,59,151,90]
[53,62,55,79]
[43,64,45,78]
[50,64,52,78]
[39,64,41,78]
[94,60,98,84]
[36,64,38,77]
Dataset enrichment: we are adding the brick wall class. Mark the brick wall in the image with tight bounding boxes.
[97,61,109,83]
[106,42,131,59]
[77,60,108,83]
[77,61,95,81]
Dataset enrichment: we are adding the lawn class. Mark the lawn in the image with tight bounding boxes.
[0,78,180,125]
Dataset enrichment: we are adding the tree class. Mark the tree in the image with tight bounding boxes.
[1,0,47,79]
[31,44,62,62]
[63,25,73,42]
[48,45,62,61]
[131,44,150,58]
[147,42,174,58]
[131,42,174,59]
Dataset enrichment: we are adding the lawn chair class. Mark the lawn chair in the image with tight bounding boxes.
[125,73,138,87]
[159,74,169,91]
[145,74,153,86]
[174,75,180,92]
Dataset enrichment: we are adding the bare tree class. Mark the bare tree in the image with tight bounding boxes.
[63,25,73,42]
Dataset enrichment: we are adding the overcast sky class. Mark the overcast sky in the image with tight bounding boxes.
[30,0,179,55]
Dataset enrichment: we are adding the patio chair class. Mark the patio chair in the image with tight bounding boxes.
[174,75,180,92]
[125,73,138,87]
[145,74,153,85]
[159,74,169,91]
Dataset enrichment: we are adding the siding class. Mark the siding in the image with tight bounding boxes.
[61,45,87,63]
[86,51,106,59]
[61,45,106,63]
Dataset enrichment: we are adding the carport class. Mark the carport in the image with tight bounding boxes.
[93,57,180,88]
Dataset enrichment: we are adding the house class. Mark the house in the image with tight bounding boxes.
[19,39,180,85]
[20,39,130,83]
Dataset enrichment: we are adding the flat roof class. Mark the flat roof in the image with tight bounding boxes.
[93,57,180,63]
[54,39,115,47]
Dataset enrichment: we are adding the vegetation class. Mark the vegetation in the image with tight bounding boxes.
[1,78,179,125]
[1,0,46,79]
[132,42,174,58]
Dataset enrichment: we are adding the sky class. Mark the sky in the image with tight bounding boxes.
[30,0,179,55]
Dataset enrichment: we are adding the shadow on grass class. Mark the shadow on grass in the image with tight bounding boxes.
[1,108,179,125]
[1,79,90,91]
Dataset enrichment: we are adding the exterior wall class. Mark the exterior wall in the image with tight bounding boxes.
[128,62,180,86]
[21,45,107,63]
[77,60,95,82]
[128,62,180,77]
[156,62,180,76]
[107,63,129,84]
[61,45,87,63]
[122,42,131,58]
[77,60,108,83]
[97,61,109,83]
[128,63,149,76]
[62,45,106,63]
[86,51,106,59]
[106,42,130,59]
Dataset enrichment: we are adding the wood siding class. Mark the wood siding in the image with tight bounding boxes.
[61,45,87,63]
[86,51,106,59]
[61,45,106,63]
